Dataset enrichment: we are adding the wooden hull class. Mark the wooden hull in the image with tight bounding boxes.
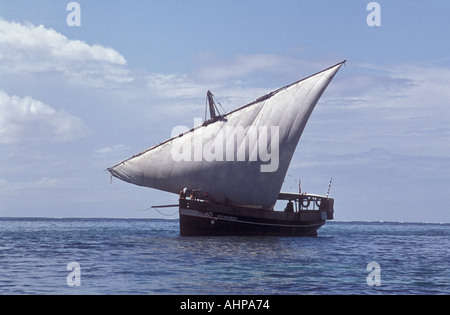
[179,199,333,237]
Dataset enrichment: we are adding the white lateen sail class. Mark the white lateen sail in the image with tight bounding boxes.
[108,61,346,209]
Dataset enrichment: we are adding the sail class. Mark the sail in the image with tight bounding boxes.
[108,61,345,209]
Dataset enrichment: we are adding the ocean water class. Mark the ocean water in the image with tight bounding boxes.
[0,218,448,295]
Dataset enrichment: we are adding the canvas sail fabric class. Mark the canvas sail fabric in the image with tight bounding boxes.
[109,62,345,209]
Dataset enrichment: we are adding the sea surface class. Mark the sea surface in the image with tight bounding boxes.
[0,218,448,295]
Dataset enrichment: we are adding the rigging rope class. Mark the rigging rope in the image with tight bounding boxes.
[151,206,178,217]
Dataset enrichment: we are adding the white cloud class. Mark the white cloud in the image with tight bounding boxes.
[145,54,316,106]
[0,90,87,144]
[0,18,133,87]
[194,54,313,83]
[0,177,60,191]
[147,73,208,99]
[95,144,129,155]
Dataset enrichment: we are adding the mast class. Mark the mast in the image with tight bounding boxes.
[206,90,224,122]
[207,90,217,119]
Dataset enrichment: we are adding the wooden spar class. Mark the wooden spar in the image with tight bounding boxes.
[151,204,179,209]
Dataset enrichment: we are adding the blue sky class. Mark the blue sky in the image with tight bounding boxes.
[0,1,449,222]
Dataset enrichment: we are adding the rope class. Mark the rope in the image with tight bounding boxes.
[152,206,178,217]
